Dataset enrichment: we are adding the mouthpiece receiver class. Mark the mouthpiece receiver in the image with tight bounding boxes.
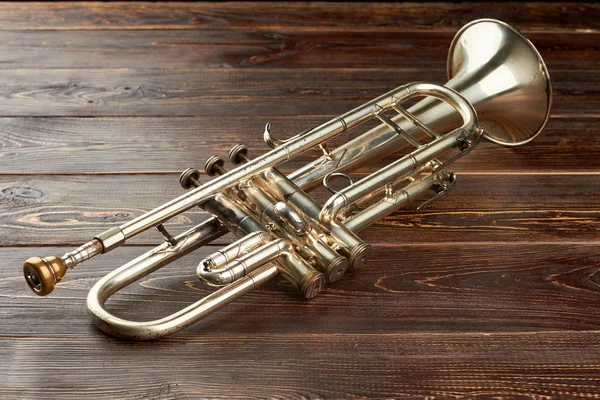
[23,256,67,296]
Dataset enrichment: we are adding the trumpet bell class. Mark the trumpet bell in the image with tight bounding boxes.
[447,19,552,146]
[21,19,553,340]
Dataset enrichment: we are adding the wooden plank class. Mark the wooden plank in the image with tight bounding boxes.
[1,332,599,398]
[0,2,596,32]
[0,116,597,174]
[2,244,600,336]
[0,29,594,70]
[0,68,590,116]
[0,2,598,399]
[1,174,598,246]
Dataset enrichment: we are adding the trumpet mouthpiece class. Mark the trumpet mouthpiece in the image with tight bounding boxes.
[23,256,67,296]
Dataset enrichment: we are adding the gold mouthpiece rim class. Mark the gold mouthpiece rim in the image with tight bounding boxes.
[23,256,67,296]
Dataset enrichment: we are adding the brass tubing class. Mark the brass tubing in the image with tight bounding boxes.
[256,168,367,270]
[343,174,438,233]
[25,20,553,342]
[203,238,324,296]
[199,239,288,286]
[320,83,478,225]
[24,239,104,296]
[286,100,457,194]
[98,85,416,250]
[86,218,237,340]
[320,129,465,224]
[240,179,349,279]
[89,264,278,340]
[202,193,265,237]
[201,188,326,298]
[253,170,354,279]
[259,169,321,221]
[198,231,271,286]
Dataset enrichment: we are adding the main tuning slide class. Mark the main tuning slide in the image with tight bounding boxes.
[23,19,551,340]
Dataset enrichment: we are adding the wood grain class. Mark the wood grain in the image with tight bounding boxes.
[0,116,598,174]
[0,2,595,32]
[1,174,598,246]
[2,244,600,336]
[1,332,600,399]
[0,68,593,117]
[0,29,595,70]
[0,3,599,399]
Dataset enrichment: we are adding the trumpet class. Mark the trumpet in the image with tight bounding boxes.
[23,19,551,340]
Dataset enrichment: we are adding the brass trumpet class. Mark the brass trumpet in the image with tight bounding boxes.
[23,19,551,340]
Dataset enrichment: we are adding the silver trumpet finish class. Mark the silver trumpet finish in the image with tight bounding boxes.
[23,19,552,340]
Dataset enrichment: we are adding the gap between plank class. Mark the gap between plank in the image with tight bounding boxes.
[4,241,599,249]
[1,329,599,341]
[0,26,594,34]
[1,171,599,177]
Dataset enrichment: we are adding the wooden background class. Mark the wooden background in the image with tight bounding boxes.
[0,2,599,399]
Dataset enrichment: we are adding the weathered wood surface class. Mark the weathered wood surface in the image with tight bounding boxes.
[0,2,596,32]
[0,30,596,70]
[1,174,599,246]
[0,69,594,117]
[0,116,597,174]
[0,2,599,399]
[2,332,599,399]
[3,244,600,336]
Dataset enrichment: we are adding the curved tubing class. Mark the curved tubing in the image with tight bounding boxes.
[26,20,553,340]
[88,264,278,340]
[198,238,290,286]
[198,231,271,286]
[320,83,478,224]
[85,83,477,340]
[85,85,424,342]
[86,219,279,340]
[96,84,418,250]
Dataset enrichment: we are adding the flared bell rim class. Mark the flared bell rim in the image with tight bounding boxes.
[447,18,552,147]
